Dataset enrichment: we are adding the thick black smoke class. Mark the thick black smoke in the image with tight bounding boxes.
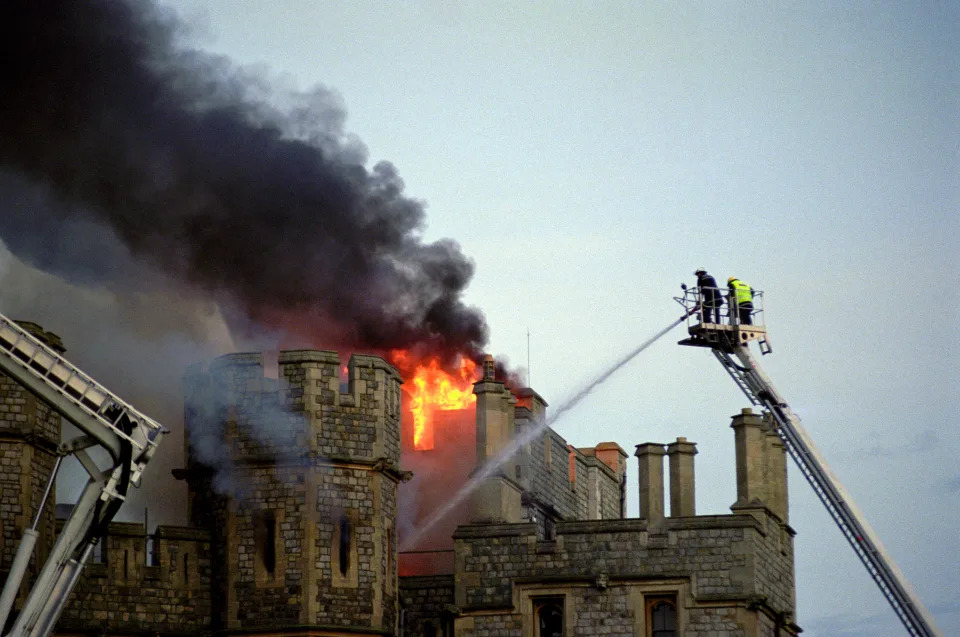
[0,0,488,360]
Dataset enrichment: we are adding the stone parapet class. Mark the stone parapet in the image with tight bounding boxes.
[452,505,795,622]
[398,575,455,637]
[56,522,212,635]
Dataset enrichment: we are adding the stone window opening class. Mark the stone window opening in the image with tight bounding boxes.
[440,611,454,637]
[331,510,358,588]
[183,553,190,585]
[534,597,564,637]
[90,537,105,564]
[543,516,556,541]
[386,525,394,595]
[145,534,157,566]
[255,510,277,576]
[338,516,352,576]
[423,620,436,637]
[646,596,677,637]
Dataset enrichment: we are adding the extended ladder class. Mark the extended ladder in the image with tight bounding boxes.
[675,286,941,637]
[0,312,164,637]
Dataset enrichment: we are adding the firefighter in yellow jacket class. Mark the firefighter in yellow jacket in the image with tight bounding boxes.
[727,277,754,325]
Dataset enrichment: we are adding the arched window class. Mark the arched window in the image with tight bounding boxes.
[535,598,564,637]
[647,598,677,637]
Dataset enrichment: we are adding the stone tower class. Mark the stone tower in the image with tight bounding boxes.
[182,350,405,635]
[0,323,63,615]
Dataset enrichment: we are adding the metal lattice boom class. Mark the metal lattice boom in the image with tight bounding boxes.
[674,285,941,636]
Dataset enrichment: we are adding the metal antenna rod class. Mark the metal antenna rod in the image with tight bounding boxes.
[526,328,531,387]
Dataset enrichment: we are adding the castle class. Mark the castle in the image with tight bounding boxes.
[1,335,800,636]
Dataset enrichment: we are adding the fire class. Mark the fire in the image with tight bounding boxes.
[390,352,478,450]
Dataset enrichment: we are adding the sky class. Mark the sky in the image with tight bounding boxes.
[1,2,957,635]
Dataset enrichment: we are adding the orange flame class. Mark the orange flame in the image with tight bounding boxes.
[391,352,477,450]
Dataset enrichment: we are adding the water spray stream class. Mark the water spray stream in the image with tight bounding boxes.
[400,312,691,551]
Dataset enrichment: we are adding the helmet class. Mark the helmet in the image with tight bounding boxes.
[727,276,737,283]
[694,268,706,275]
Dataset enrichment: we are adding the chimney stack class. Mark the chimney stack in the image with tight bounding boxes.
[470,354,520,523]
[763,413,789,522]
[634,443,666,527]
[667,437,697,517]
[731,408,766,508]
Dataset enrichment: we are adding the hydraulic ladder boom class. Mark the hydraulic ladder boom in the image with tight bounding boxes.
[676,286,941,637]
[0,312,164,637]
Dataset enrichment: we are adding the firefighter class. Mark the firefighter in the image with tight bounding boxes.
[727,276,754,325]
[694,268,723,324]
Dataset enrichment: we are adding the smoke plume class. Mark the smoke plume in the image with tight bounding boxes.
[0,0,488,360]
[0,0,499,524]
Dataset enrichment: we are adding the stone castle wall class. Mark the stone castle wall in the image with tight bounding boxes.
[184,349,404,634]
[398,575,455,636]
[452,511,795,637]
[0,369,60,610]
[514,405,627,528]
[57,521,211,636]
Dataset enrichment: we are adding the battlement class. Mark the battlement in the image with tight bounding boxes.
[182,349,404,634]
[186,349,403,467]
[56,519,212,635]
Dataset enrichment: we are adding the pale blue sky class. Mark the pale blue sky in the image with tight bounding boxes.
[160,3,958,634]
[2,1,957,635]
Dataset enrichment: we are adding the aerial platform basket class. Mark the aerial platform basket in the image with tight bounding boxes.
[675,285,771,354]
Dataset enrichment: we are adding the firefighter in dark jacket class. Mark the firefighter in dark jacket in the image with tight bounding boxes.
[727,276,754,325]
[694,268,723,324]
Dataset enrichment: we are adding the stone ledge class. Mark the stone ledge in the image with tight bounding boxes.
[154,525,209,541]
[513,573,692,586]
[453,522,537,539]
[349,354,402,383]
[665,514,764,532]
[398,574,455,589]
[555,518,649,535]
[279,350,341,366]
[457,603,515,614]
[210,352,264,370]
[213,625,394,636]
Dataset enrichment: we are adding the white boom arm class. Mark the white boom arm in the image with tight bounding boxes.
[0,312,164,637]
[675,286,941,637]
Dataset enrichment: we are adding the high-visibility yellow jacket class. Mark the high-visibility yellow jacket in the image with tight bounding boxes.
[729,279,753,305]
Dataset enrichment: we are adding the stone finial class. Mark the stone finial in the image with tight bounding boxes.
[481,354,495,381]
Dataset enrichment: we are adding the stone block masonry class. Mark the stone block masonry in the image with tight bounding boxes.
[0,368,61,616]
[182,349,405,636]
[452,512,796,637]
[57,521,212,636]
